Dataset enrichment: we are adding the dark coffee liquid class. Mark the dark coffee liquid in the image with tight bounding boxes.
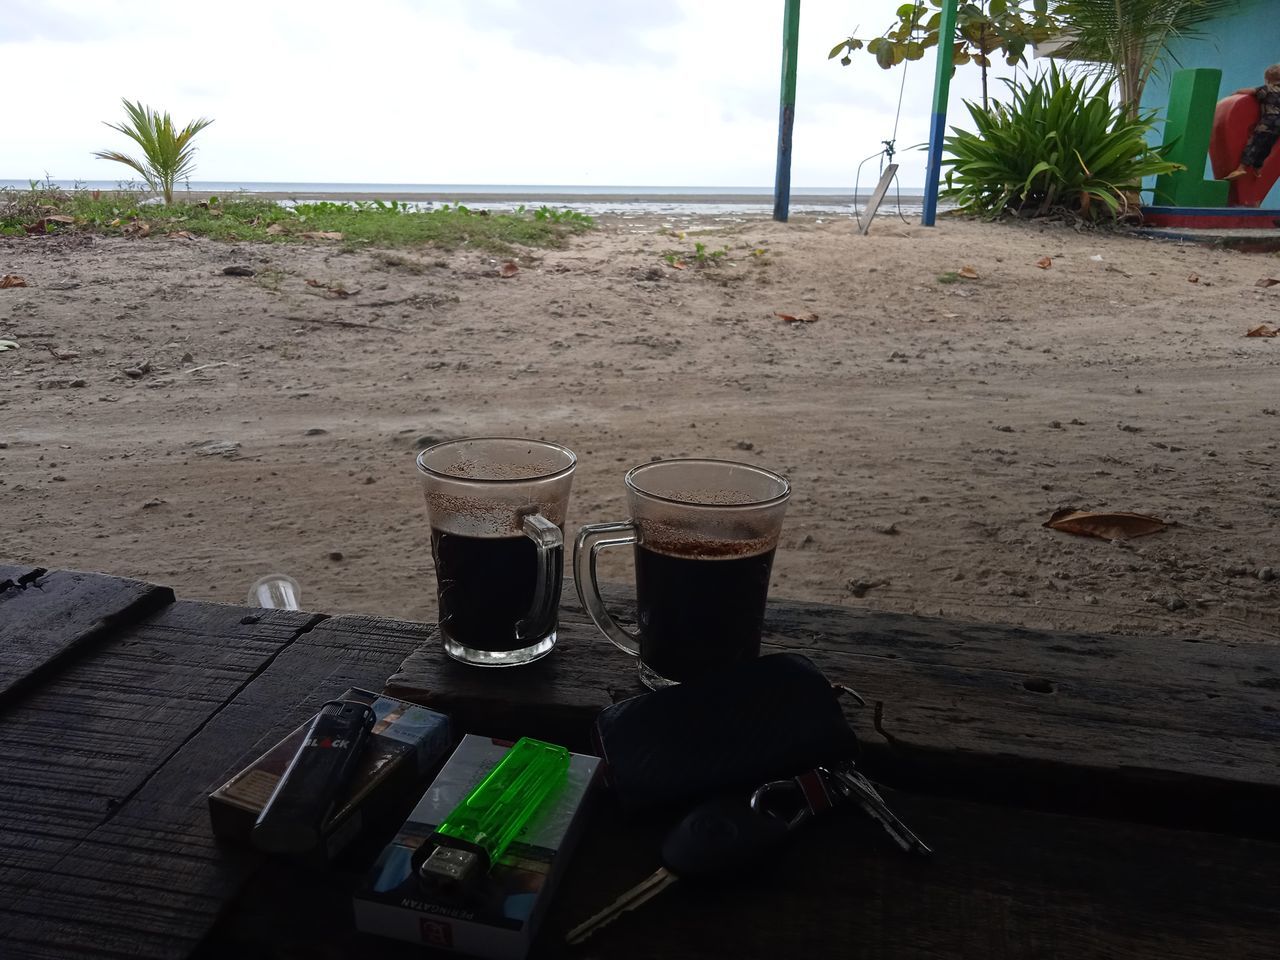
[431,530,562,652]
[634,544,776,683]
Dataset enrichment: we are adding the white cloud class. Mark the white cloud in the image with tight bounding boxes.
[0,0,1022,189]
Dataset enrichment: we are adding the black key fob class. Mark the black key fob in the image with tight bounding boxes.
[661,798,791,878]
[251,699,376,855]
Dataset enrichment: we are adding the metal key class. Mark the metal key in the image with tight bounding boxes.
[565,797,791,945]
[821,762,933,857]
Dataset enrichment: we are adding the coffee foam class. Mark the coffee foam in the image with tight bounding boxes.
[637,517,777,560]
[642,487,779,507]
[434,455,564,482]
[424,490,567,537]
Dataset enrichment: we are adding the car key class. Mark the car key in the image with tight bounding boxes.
[565,797,791,945]
[821,762,932,857]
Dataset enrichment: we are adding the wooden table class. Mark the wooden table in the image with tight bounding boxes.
[2,562,1278,959]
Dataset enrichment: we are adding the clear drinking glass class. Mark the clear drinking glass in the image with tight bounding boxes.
[246,574,301,610]
[573,458,790,689]
[417,437,576,667]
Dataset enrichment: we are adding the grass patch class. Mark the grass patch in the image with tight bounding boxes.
[0,184,594,253]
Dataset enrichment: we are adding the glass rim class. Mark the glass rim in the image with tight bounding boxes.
[623,457,791,509]
[415,436,577,484]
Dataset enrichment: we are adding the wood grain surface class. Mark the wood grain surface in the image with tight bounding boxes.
[0,567,173,705]
[389,583,1280,838]
[0,589,419,959]
[2,567,1277,960]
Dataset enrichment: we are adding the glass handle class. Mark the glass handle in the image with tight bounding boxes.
[573,521,641,657]
[515,513,563,643]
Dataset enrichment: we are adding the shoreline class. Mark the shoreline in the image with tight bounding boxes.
[194,190,899,205]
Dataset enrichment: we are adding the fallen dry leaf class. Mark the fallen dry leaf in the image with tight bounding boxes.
[1043,509,1166,541]
[1035,256,1052,269]
[1246,324,1278,338]
[1255,277,1279,288]
[1,275,27,288]
[167,230,196,240]
[775,311,819,323]
[265,222,286,236]
[46,215,74,224]
[958,265,980,280]
[1187,274,1200,283]
[305,278,355,298]
[301,231,343,240]
[499,262,519,278]
[670,261,686,270]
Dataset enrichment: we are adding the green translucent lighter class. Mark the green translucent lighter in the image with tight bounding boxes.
[416,737,570,896]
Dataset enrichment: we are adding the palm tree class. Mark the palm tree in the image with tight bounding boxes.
[1051,0,1243,116]
[93,100,213,205]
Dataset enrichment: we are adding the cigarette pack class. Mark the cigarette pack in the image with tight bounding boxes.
[207,688,452,861]
[353,734,600,960]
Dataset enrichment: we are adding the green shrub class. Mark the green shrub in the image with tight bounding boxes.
[943,64,1182,220]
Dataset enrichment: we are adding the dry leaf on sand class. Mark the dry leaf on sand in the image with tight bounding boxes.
[1043,509,1165,541]
[958,265,980,279]
[0,275,27,288]
[1035,256,1052,269]
[499,262,519,278]
[1246,324,1278,338]
[305,279,354,298]
[1187,274,1200,283]
[1255,277,1279,288]
[775,311,819,323]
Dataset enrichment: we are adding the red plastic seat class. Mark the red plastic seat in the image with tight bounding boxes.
[1209,93,1280,207]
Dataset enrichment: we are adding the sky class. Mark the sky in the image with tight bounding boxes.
[1,0,1025,190]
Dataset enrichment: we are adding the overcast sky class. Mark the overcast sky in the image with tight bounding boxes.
[2,0,1022,189]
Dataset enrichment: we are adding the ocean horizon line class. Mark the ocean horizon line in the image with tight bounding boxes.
[1,178,926,200]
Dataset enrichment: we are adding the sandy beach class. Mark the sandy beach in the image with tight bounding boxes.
[2,213,1277,645]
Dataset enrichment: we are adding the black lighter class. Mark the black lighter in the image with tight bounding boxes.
[251,699,377,855]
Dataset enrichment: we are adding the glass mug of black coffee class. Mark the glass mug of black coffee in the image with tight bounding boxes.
[573,458,790,689]
[417,437,576,667]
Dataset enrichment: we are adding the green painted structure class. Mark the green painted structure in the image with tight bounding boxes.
[1152,68,1229,207]
[772,0,801,222]
[922,0,959,227]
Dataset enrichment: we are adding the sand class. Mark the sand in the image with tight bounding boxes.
[2,214,1278,645]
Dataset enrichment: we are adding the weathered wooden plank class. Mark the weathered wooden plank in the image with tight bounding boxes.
[199,786,1280,960]
[0,563,42,592]
[546,791,1280,960]
[0,568,174,705]
[0,601,428,960]
[387,585,1280,838]
[0,601,317,895]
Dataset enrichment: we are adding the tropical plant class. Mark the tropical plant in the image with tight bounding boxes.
[1048,0,1241,115]
[942,64,1182,218]
[829,1,1062,109]
[93,100,213,205]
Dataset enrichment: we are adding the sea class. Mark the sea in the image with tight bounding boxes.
[1,180,928,220]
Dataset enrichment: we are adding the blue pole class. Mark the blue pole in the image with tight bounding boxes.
[774,0,801,222]
[922,0,958,227]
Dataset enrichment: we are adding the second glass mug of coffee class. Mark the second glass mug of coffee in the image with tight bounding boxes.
[417,437,576,667]
[573,458,791,689]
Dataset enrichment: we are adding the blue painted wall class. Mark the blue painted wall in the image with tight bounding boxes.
[1141,0,1278,206]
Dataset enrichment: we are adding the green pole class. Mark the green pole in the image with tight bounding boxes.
[922,0,958,226]
[773,0,801,222]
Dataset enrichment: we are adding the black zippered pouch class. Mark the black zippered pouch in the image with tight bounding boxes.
[593,652,859,817]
